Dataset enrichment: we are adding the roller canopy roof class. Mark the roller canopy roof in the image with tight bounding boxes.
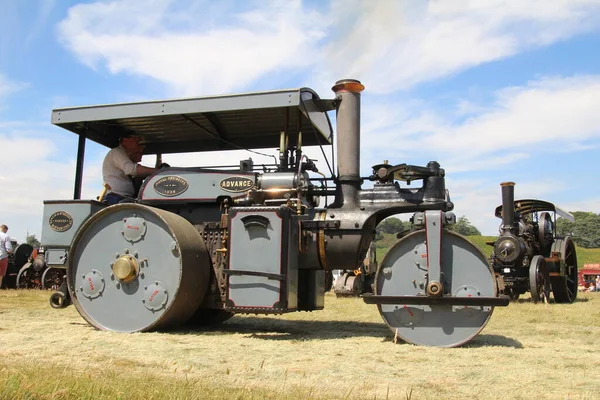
[51,88,334,154]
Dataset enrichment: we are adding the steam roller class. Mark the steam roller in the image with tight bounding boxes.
[375,227,496,347]
[67,204,210,332]
[42,78,509,346]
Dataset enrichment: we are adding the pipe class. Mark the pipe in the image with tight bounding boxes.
[331,79,364,208]
[500,182,516,232]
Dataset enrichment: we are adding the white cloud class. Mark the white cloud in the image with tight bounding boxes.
[0,73,27,99]
[57,0,328,96]
[57,0,600,96]
[358,75,600,173]
[319,0,600,93]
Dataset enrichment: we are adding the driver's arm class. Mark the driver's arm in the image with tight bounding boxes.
[136,164,157,177]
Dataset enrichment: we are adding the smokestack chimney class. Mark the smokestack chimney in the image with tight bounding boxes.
[500,182,516,232]
[331,79,364,208]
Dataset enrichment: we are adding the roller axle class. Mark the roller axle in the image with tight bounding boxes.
[362,294,510,306]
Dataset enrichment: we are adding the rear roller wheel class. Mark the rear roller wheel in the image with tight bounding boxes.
[68,204,211,332]
[529,255,549,303]
[376,230,497,347]
[550,237,577,303]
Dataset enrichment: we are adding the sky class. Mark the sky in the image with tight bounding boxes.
[1,0,600,243]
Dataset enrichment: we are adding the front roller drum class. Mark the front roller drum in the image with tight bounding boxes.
[376,230,497,347]
[67,203,211,332]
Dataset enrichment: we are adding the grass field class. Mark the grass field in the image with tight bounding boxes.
[1,290,600,399]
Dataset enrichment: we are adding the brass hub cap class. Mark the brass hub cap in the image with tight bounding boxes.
[112,255,139,283]
[426,281,443,297]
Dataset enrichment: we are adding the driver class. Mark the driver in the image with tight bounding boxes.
[102,134,157,205]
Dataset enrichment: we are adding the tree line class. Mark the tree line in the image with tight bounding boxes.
[376,211,600,249]
[375,215,481,240]
[556,211,600,248]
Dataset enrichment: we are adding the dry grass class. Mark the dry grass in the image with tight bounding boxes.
[1,290,600,399]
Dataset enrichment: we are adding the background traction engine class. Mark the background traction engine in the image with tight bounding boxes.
[491,182,578,303]
[43,79,508,347]
[0,241,33,289]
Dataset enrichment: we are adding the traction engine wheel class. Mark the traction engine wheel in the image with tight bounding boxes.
[16,264,42,289]
[529,255,550,303]
[67,203,211,332]
[550,237,577,304]
[376,230,497,347]
[42,267,65,290]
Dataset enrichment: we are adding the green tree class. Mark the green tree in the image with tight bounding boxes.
[556,211,600,248]
[449,215,481,236]
[375,217,409,242]
[377,217,408,234]
[26,234,40,248]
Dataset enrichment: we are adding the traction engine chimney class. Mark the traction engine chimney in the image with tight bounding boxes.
[332,79,364,208]
[500,181,516,232]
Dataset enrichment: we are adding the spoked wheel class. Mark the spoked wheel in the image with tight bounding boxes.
[529,255,550,303]
[68,204,211,332]
[550,237,578,303]
[42,268,65,290]
[16,264,43,289]
[376,230,497,347]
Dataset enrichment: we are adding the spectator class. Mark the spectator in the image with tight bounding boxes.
[0,224,13,288]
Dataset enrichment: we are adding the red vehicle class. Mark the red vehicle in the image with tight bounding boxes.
[578,264,600,289]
